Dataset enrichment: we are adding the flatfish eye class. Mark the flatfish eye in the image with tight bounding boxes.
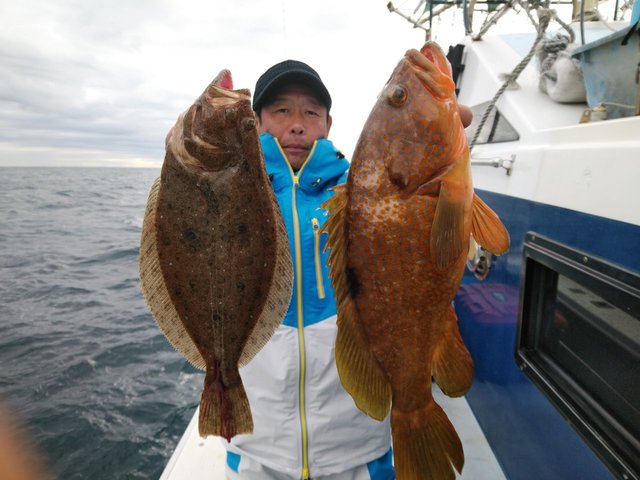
[388,85,407,107]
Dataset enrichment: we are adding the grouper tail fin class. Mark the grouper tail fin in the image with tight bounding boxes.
[391,401,464,480]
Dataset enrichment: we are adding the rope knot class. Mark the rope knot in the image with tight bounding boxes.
[536,6,552,29]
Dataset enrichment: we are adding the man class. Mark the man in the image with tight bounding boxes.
[224,59,471,480]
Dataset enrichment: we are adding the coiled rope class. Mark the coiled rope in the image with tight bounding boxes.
[469,2,575,150]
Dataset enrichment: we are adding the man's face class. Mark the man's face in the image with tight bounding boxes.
[256,84,332,170]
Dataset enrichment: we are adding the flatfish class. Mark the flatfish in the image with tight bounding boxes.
[139,70,293,440]
[321,43,509,479]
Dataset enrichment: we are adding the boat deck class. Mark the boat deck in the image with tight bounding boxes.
[160,386,507,479]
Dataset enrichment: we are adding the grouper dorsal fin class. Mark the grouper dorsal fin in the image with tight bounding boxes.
[320,184,392,421]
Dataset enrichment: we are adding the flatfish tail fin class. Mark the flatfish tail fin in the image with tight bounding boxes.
[199,368,252,441]
[391,401,464,480]
[432,305,474,397]
[238,189,294,367]
[139,177,206,370]
[320,184,392,421]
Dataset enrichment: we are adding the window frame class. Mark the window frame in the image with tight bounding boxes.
[466,101,520,145]
[516,232,640,480]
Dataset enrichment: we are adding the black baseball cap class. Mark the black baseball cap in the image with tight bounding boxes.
[253,60,332,113]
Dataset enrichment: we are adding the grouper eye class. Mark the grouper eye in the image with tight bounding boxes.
[388,86,407,107]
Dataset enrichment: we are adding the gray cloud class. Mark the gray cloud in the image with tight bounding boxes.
[0,2,191,163]
[0,0,428,167]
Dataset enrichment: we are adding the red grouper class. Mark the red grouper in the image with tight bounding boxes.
[139,70,293,441]
[321,42,510,479]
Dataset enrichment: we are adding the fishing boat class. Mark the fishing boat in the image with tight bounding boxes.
[409,0,639,477]
[159,385,506,479]
[161,0,639,478]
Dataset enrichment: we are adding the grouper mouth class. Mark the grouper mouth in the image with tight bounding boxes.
[405,42,455,99]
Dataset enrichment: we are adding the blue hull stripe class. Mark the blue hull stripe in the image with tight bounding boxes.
[455,190,639,480]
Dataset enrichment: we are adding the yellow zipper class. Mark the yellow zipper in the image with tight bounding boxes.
[292,175,310,480]
[311,218,326,300]
[274,138,317,480]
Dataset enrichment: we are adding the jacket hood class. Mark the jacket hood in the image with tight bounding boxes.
[260,133,349,193]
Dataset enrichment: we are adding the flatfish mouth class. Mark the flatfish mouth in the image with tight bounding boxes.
[139,70,293,441]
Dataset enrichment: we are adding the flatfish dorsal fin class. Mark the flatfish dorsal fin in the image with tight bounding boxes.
[238,207,293,367]
[139,176,206,370]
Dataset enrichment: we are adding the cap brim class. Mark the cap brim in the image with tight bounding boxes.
[253,70,331,111]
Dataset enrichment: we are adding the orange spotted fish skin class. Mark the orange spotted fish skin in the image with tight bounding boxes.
[348,45,470,405]
[322,42,509,479]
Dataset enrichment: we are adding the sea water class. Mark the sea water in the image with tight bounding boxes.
[0,167,203,479]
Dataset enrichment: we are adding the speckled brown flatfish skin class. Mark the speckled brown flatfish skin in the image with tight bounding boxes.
[139,71,292,441]
[321,43,509,479]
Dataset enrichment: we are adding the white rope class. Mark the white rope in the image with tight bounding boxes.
[469,3,577,150]
[386,0,580,149]
[536,32,572,79]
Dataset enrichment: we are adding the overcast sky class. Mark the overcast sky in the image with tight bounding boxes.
[0,0,473,168]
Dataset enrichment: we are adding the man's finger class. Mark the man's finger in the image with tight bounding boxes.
[458,104,473,128]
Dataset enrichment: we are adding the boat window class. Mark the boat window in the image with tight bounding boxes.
[516,233,640,480]
[466,101,519,144]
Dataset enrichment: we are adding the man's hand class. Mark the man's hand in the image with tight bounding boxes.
[458,104,473,129]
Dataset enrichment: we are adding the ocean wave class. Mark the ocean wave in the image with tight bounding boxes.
[0,168,188,480]
[72,246,139,266]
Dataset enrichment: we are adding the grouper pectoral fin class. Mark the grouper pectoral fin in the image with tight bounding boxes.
[471,193,510,255]
[139,176,207,370]
[321,184,392,421]
[432,305,474,397]
[430,178,468,270]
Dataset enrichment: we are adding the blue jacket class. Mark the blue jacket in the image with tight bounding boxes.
[225,133,392,479]
[263,133,348,328]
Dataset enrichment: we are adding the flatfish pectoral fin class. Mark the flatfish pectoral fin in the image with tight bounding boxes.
[470,193,510,255]
[432,305,474,397]
[320,185,392,421]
